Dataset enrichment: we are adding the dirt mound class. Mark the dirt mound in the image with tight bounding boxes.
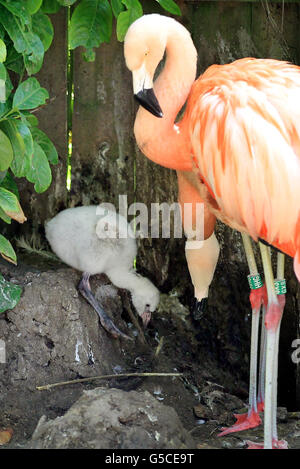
[28,387,195,449]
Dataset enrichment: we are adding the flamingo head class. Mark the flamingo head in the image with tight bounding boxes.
[130,274,160,327]
[124,14,167,118]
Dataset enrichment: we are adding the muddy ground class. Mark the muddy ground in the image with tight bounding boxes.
[0,252,300,449]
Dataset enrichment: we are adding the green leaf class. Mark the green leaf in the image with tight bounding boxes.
[26,0,43,14]
[13,77,49,110]
[15,121,34,158]
[0,171,19,199]
[0,273,22,312]
[6,76,13,102]
[155,0,181,15]
[0,6,28,54]
[2,120,28,178]
[31,127,58,164]
[0,235,16,263]
[0,206,11,223]
[69,0,112,50]
[0,61,5,81]
[2,121,33,178]
[0,63,12,102]
[5,45,24,75]
[26,141,52,192]
[117,0,142,42]
[111,0,124,18]
[0,181,25,223]
[20,112,39,127]
[0,39,6,63]
[0,99,11,118]
[32,11,54,52]
[0,6,44,75]
[0,129,13,171]
[0,0,31,25]
[41,0,61,13]
[0,186,19,214]
[0,68,5,103]
[0,64,13,101]
[22,32,45,75]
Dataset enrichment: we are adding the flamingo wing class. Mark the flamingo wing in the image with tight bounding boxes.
[186,58,300,258]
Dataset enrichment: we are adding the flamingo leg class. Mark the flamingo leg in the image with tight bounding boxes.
[257,304,266,411]
[78,272,132,341]
[246,244,287,449]
[272,252,286,447]
[218,233,263,436]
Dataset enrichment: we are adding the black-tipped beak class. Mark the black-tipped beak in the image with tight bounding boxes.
[134,88,163,118]
[192,297,208,322]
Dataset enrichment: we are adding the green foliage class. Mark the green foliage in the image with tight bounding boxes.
[0,234,16,263]
[0,0,58,310]
[0,273,22,312]
[41,0,61,13]
[13,77,49,109]
[155,0,180,16]
[27,0,43,15]
[69,0,113,51]
[0,39,6,62]
[69,0,181,54]
[111,0,124,18]
[117,0,142,41]
[0,0,181,310]
[0,129,13,170]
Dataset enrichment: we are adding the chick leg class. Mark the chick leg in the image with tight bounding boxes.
[78,272,132,340]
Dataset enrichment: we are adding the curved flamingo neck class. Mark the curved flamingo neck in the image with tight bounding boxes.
[134,21,197,171]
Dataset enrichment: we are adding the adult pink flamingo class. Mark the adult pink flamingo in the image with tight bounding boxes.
[124,14,300,449]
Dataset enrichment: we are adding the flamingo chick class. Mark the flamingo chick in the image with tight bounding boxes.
[45,205,160,340]
[124,14,300,448]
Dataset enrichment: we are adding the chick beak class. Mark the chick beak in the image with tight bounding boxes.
[141,306,151,328]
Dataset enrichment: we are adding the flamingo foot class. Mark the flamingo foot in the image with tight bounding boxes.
[218,409,262,437]
[245,439,288,449]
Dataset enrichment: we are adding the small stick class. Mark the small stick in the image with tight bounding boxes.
[36,372,182,391]
[154,336,164,357]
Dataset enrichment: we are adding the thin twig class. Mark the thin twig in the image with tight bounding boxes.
[154,336,164,357]
[36,372,183,391]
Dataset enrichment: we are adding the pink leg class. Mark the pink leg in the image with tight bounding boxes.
[257,286,268,412]
[218,288,264,436]
[218,234,264,437]
[246,246,287,449]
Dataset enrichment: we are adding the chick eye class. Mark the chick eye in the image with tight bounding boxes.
[145,51,149,56]
[146,303,150,307]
